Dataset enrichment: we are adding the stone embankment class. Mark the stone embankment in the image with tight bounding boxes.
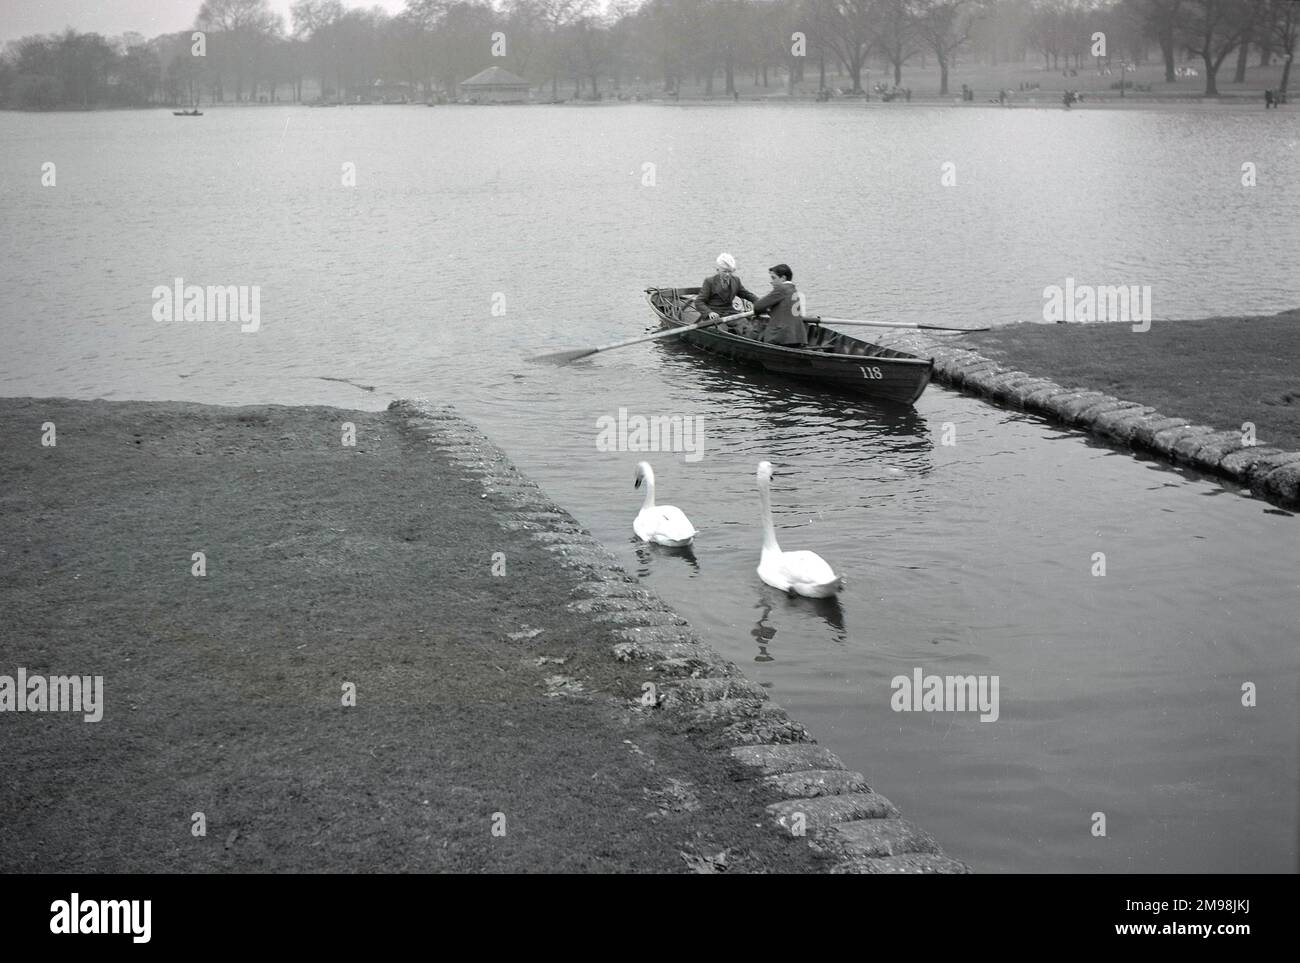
[870,331,1300,506]
[396,399,970,873]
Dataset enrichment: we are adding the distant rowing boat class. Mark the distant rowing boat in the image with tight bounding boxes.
[646,286,934,405]
[172,109,202,116]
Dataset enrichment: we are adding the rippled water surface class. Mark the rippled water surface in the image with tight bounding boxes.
[2,105,1297,872]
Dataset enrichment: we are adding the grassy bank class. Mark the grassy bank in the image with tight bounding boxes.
[0,397,830,873]
[964,309,1300,452]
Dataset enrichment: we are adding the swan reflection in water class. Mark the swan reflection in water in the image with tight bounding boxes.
[631,539,700,577]
[751,601,777,662]
[750,588,847,662]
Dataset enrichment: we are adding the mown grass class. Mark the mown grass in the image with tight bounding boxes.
[965,309,1300,451]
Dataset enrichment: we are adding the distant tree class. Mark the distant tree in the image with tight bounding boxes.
[875,0,921,85]
[1100,1,1150,67]
[1028,0,1066,69]
[501,0,546,77]
[15,30,120,107]
[698,0,751,96]
[763,0,814,94]
[969,0,1033,65]
[1267,0,1296,96]
[14,73,63,108]
[1231,0,1268,82]
[114,34,162,105]
[652,0,688,92]
[1129,0,1185,81]
[1177,0,1254,95]
[811,0,876,93]
[914,0,985,95]
[7,35,61,107]
[155,30,207,105]
[0,55,13,106]
[196,0,285,101]
[291,0,348,100]
[1062,0,1096,69]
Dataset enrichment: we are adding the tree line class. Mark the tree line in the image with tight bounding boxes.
[1,0,1294,108]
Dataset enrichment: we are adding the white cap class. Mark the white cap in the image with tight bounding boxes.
[716,252,736,271]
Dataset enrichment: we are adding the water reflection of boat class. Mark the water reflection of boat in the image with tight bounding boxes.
[646,287,934,405]
[650,328,934,457]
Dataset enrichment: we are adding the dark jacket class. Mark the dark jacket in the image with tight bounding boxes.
[693,273,759,318]
[751,280,806,346]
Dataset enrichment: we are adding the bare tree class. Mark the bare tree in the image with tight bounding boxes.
[1268,0,1296,97]
[1028,0,1066,69]
[875,0,922,85]
[1232,0,1267,82]
[1178,0,1254,96]
[812,0,876,93]
[914,0,984,94]
[196,0,284,102]
[1129,0,1185,81]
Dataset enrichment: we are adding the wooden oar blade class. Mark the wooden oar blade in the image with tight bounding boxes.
[528,346,599,364]
[528,309,752,364]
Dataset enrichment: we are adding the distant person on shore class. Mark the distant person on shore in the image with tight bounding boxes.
[1265,89,1275,109]
[750,264,807,347]
[689,254,760,330]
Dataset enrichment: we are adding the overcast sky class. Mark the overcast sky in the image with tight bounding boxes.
[0,0,410,45]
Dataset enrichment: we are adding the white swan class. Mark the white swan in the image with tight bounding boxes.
[633,462,697,547]
[755,461,842,598]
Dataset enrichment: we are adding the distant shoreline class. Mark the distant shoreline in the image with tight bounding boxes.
[2,94,1288,114]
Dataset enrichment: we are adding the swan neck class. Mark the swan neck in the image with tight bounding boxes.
[758,476,779,553]
[640,468,656,511]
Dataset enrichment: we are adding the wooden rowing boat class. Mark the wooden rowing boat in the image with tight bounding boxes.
[645,286,934,405]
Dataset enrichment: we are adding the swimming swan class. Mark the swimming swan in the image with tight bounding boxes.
[633,462,697,547]
[756,461,842,598]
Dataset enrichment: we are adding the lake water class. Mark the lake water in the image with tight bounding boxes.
[1,104,1297,873]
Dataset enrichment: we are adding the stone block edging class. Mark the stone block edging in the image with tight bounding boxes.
[872,332,1300,507]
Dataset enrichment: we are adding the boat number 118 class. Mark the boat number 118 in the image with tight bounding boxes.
[859,365,883,380]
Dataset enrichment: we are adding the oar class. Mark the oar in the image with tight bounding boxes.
[812,316,989,333]
[530,310,754,364]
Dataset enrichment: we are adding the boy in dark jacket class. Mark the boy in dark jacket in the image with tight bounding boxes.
[750,264,807,347]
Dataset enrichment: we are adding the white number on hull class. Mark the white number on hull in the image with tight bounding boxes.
[859,365,883,380]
